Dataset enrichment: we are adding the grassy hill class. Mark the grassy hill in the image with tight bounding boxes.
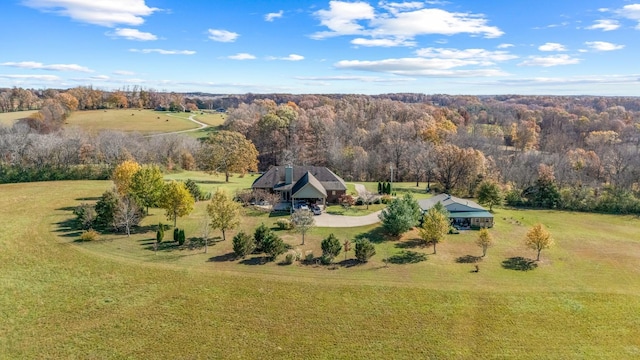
[63,109,224,135]
[1,176,639,358]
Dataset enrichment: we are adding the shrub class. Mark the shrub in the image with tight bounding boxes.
[79,229,100,242]
[263,232,286,261]
[178,229,186,246]
[173,228,180,241]
[355,197,364,206]
[321,233,342,261]
[354,238,376,263]
[232,231,255,258]
[320,255,333,265]
[380,195,393,204]
[157,222,165,243]
[254,223,271,252]
[73,203,96,230]
[283,250,300,265]
[275,218,293,230]
[304,251,314,263]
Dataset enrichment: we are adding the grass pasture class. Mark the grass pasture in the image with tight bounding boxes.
[0,110,36,126]
[65,109,200,134]
[2,175,640,358]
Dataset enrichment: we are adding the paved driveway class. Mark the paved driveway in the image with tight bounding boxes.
[313,210,382,227]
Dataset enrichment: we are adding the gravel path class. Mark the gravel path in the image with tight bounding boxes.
[146,113,208,137]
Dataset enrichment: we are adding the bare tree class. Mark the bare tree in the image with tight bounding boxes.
[114,195,142,237]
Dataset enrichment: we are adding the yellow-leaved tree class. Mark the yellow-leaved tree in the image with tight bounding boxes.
[525,223,553,261]
[112,160,141,196]
[206,189,241,241]
[158,181,194,228]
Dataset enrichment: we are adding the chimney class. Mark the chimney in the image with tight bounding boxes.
[285,166,293,185]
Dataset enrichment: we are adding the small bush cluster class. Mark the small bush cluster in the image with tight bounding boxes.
[79,229,100,242]
[275,218,293,230]
[173,228,186,245]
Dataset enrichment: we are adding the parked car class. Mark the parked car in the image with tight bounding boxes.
[311,204,322,215]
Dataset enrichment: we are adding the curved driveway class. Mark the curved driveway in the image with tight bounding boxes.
[313,210,382,227]
[314,183,382,227]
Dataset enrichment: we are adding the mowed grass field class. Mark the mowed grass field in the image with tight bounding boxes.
[65,109,205,134]
[1,175,640,358]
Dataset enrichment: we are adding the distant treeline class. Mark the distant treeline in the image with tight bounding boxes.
[1,87,639,213]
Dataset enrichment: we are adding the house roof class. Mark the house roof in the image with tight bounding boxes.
[292,171,327,198]
[252,166,347,192]
[418,194,492,216]
[448,211,494,219]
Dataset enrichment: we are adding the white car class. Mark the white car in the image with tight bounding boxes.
[311,205,322,215]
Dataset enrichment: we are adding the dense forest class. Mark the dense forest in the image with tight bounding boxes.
[1,86,640,213]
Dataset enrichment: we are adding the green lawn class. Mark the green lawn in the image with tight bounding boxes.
[2,175,640,358]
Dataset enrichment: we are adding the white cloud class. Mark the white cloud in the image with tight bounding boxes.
[228,53,256,60]
[295,75,415,83]
[265,10,283,22]
[0,61,93,72]
[351,37,416,47]
[207,29,239,42]
[22,0,159,27]
[312,1,376,39]
[312,1,503,47]
[110,28,157,41]
[617,4,640,29]
[0,74,61,81]
[379,1,425,14]
[334,58,508,77]
[495,74,640,87]
[129,49,196,55]
[497,43,514,49]
[268,54,304,61]
[585,41,624,51]
[90,75,110,80]
[415,47,518,64]
[586,19,620,31]
[113,70,135,76]
[538,42,566,51]
[518,54,581,67]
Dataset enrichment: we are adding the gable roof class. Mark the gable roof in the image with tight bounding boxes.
[292,171,327,198]
[418,194,489,214]
[252,166,347,192]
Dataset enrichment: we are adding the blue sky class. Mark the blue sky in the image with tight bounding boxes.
[1,0,639,95]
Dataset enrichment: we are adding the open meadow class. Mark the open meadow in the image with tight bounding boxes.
[65,109,201,134]
[1,174,640,358]
[0,110,36,126]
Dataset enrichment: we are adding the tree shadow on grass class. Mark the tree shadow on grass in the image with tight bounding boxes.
[75,196,101,201]
[239,256,270,266]
[385,250,427,264]
[337,258,360,268]
[456,255,483,264]
[395,238,425,249]
[502,257,538,271]
[188,236,222,250]
[207,252,236,262]
[53,218,83,238]
[354,226,387,244]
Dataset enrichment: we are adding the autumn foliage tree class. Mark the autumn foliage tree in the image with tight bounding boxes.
[206,189,241,241]
[199,131,259,182]
[525,223,554,261]
[158,180,194,228]
[419,206,450,254]
[475,228,494,257]
[112,160,141,196]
